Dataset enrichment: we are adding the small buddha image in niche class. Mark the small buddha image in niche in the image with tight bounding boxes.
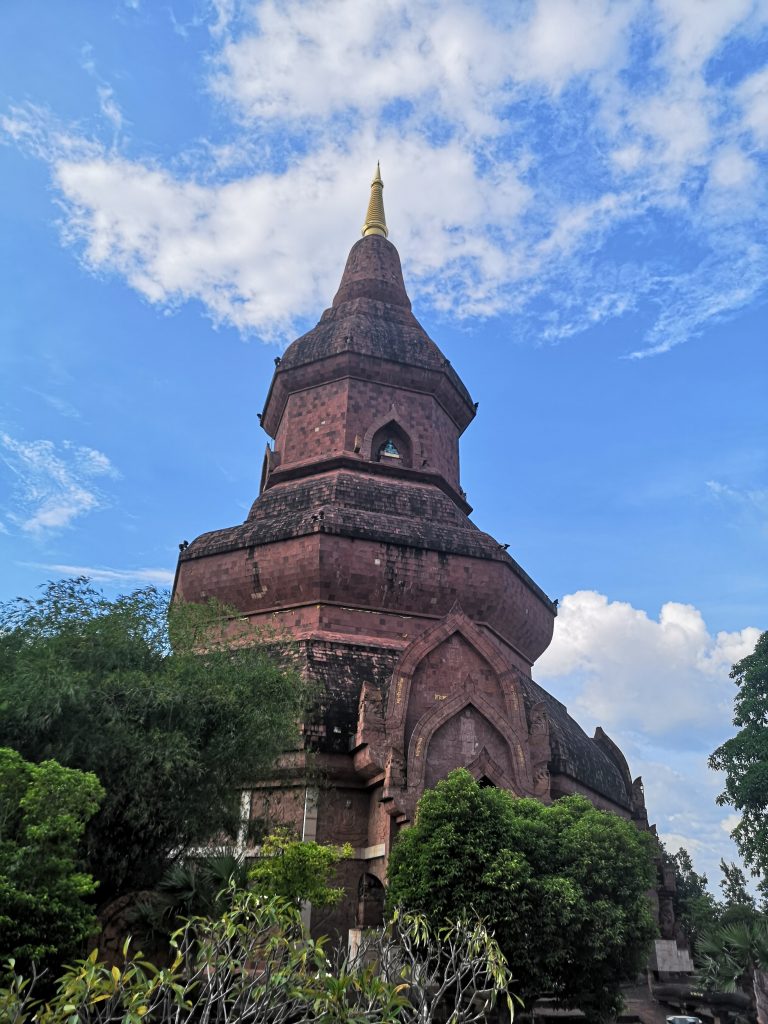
[378,438,400,460]
[460,709,477,759]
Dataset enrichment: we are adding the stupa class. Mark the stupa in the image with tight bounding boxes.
[173,166,653,936]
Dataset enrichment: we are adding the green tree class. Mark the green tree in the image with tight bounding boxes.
[0,579,308,900]
[0,747,104,976]
[670,847,719,949]
[757,878,768,917]
[710,631,768,877]
[387,768,656,1021]
[720,859,757,922]
[248,828,353,907]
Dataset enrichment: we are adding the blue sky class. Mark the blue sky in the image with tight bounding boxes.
[1,0,766,888]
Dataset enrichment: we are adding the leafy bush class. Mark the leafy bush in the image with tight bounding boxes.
[0,748,104,978]
[248,828,353,907]
[1,890,515,1024]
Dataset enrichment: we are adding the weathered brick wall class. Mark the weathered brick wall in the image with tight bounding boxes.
[249,784,307,838]
[275,378,350,466]
[271,376,461,490]
[304,639,398,755]
[345,378,460,486]
[177,529,553,667]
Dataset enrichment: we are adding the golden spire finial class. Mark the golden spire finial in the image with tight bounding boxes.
[362,161,388,238]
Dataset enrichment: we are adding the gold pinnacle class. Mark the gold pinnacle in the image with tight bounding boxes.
[361,161,388,238]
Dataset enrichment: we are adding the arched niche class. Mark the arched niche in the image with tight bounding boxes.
[407,688,531,796]
[361,405,419,469]
[356,872,385,928]
[423,705,516,791]
[371,420,412,468]
[403,634,506,754]
[386,604,528,741]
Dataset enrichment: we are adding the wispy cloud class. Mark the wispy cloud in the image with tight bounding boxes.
[22,562,175,585]
[633,749,739,885]
[24,387,81,419]
[0,432,119,534]
[707,479,768,513]
[2,0,767,354]
[80,44,125,139]
[706,478,768,540]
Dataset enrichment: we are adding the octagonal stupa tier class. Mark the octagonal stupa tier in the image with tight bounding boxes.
[177,220,555,668]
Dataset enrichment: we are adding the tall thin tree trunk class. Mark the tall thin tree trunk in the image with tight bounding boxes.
[753,968,768,1024]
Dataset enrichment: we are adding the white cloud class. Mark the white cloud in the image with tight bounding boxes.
[721,812,742,835]
[3,0,768,353]
[536,589,761,737]
[0,432,119,534]
[627,241,768,358]
[535,588,762,882]
[23,562,175,585]
[710,147,757,189]
[739,66,768,145]
[653,0,753,64]
[639,756,739,882]
[96,85,124,135]
[54,146,379,337]
[516,0,634,89]
[36,133,535,337]
[212,0,633,126]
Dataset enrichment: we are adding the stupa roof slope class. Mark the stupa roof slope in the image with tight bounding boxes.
[278,165,472,411]
[280,235,458,377]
